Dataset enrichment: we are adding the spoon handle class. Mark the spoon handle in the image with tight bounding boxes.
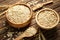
[43,0,53,5]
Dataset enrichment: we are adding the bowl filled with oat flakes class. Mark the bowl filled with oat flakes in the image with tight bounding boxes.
[36,8,59,29]
[5,4,32,28]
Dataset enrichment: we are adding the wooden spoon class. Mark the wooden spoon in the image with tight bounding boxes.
[32,0,53,11]
[15,26,37,40]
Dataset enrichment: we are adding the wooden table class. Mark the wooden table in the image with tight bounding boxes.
[0,0,60,40]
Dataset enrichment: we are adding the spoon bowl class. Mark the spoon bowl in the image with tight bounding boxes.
[15,26,37,40]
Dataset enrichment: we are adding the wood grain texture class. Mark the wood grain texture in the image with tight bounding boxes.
[0,0,60,40]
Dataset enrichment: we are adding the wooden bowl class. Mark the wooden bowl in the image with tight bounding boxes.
[36,8,59,29]
[5,4,32,28]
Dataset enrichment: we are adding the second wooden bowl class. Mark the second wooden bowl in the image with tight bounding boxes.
[36,8,59,29]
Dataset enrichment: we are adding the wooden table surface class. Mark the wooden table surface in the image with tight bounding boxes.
[0,0,60,40]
